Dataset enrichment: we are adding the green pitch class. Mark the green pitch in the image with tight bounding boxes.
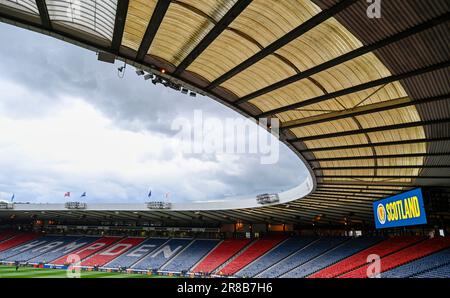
[0,265,175,278]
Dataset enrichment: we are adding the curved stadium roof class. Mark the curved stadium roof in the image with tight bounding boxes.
[0,0,449,226]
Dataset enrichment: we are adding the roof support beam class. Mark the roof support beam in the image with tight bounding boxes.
[316,175,450,179]
[289,118,450,142]
[297,137,450,153]
[282,94,449,130]
[256,60,450,117]
[233,13,450,102]
[316,165,450,170]
[111,0,129,53]
[36,0,51,29]
[206,0,358,89]
[136,0,172,61]
[173,0,252,75]
[310,152,450,162]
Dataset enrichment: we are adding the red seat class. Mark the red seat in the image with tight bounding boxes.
[81,237,145,267]
[310,236,424,278]
[191,239,251,274]
[0,233,39,252]
[220,237,286,275]
[51,237,122,265]
[340,236,450,278]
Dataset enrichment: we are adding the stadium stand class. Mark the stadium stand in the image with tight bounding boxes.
[0,235,50,260]
[80,237,145,267]
[258,237,348,278]
[0,233,39,253]
[414,263,450,278]
[161,239,220,273]
[51,237,122,265]
[4,235,82,262]
[191,238,251,274]
[236,236,317,277]
[131,238,192,270]
[26,236,98,264]
[0,230,15,242]
[104,238,168,269]
[310,236,425,278]
[340,236,450,278]
[219,237,287,276]
[282,236,385,277]
[382,248,450,278]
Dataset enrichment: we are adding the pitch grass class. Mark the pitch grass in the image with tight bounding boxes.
[0,265,176,278]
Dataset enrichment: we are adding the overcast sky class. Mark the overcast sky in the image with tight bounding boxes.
[0,22,308,204]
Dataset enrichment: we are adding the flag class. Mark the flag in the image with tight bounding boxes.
[164,192,170,199]
[11,194,14,202]
[148,189,152,198]
[80,192,86,198]
[64,192,71,198]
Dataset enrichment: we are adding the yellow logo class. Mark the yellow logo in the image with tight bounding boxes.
[377,203,386,224]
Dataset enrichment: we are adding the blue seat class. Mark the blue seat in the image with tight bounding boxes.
[162,239,219,273]
[105,238,169,269]
[283,236,384,277]
[236,237,317,277]
[258,237,348,278]
[382,248,450,278]
[131,238,193,270]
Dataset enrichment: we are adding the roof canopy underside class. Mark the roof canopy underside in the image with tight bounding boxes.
[0,0,449,225]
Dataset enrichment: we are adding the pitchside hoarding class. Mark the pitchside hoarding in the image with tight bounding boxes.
[373,188,427,229]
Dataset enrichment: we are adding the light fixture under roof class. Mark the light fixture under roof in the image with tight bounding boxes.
[189,91,197,97]
[144,73,154,80]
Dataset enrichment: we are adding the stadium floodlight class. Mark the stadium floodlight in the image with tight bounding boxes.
[181,88,188,94]
[136,69,145,76]
[189,91,197,97]
[144,73,154,80]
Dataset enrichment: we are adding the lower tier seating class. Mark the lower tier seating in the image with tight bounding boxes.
[219,237,287,275]
[0,233,39,254]
[340,236,450,278]
[191,239,251,274]
[236,237,317,277]
[258,237,348,278]
[131,238,193,270]
[162,239,220,272]
[81,237,145,267]
[310,236,424,278]
[284,236,384,277]
[414,263,450,278]
[104,238,168,269]
[382,248,450,278]
[51,237,122,265]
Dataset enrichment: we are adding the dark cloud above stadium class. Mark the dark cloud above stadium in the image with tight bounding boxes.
[0,23,309,204]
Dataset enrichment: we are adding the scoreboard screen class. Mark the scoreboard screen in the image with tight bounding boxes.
[373,188,427,229]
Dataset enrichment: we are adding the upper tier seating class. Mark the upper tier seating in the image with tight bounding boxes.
[51,237,122,265]
[27,236,99,264]
[310,236,424,278]
[132,238,193,270]
[283,236,384,277]
[162,239,220,272]
[191,239,251,274]
[219,237,287,275]
[340,236,450,278]
[4,236,82,262]
[80,237,145,267]
[236,237,317,277]
[382,248,450,278]
[414,263,450,278]
[105,238,168,269]
[0,233,39,254]
[259,237,348,278]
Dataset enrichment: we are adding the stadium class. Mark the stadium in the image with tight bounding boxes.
[0,0,449,283]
